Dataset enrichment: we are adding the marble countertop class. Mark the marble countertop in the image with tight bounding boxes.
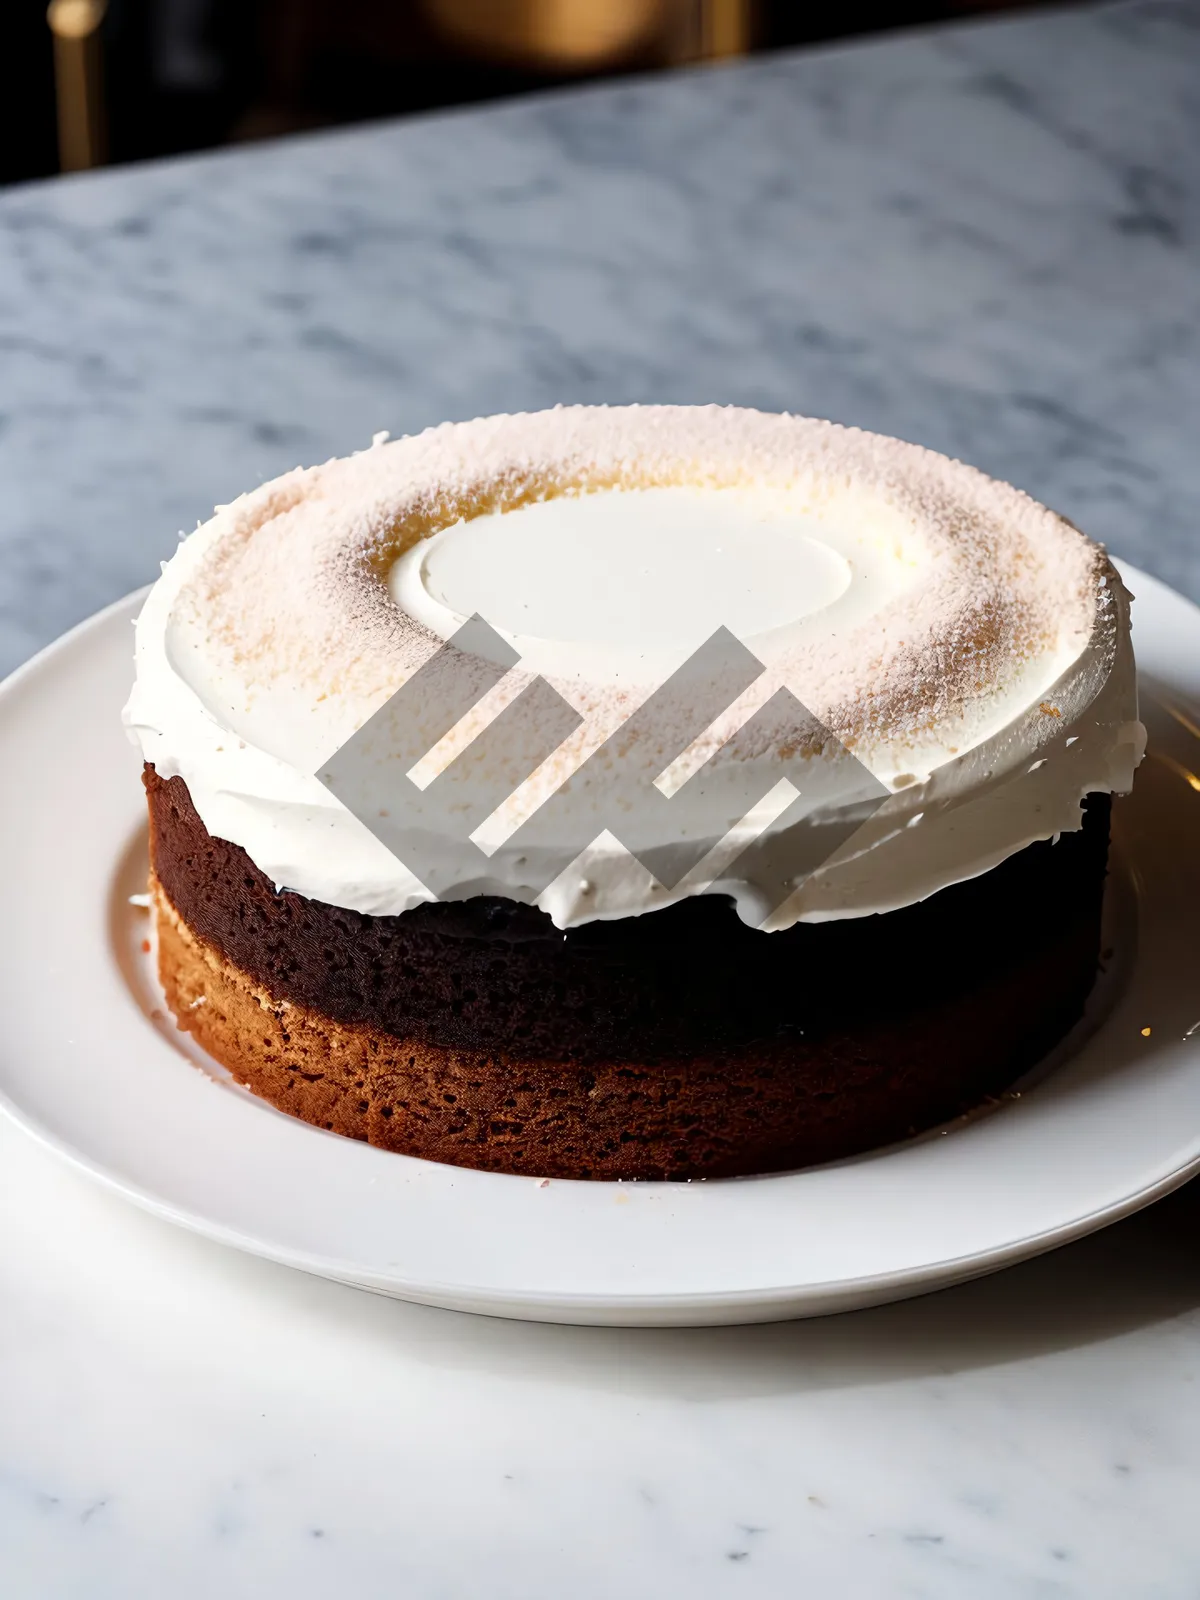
[2,1,1199,1594]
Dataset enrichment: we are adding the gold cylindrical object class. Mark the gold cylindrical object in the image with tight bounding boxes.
[699,0,752,58]
[47,0,108,172]
[428,0,671,69]
[428,0,753,71]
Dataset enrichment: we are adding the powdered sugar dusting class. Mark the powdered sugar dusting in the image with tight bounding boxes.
[125,405,1142,931]
[175,405,1108,766]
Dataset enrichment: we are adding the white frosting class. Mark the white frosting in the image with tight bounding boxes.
[124,406,1145,930]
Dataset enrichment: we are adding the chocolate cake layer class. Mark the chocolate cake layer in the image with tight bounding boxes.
[146,764,1110,1063]
[153,871,1105,1181]
[147,766,1112,1178]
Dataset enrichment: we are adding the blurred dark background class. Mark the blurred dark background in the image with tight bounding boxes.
[5,0,1063,186]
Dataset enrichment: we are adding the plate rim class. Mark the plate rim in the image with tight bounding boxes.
[6,1093,1199,1322]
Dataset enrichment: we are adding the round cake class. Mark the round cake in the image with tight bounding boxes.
[125,405,1145,1179]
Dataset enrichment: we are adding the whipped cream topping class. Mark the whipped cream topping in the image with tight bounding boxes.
[124,405,1144,929]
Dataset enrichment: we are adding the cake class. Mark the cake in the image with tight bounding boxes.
[125,405,1144,1180]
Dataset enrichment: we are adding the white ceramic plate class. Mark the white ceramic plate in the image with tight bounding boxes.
[1,566,1198,1326]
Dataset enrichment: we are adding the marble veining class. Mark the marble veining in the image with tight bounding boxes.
[2,1115,1199,1599]
[2,2,1200,1594]
[1,1,1199,679]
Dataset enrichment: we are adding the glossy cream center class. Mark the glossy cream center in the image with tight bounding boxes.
[387,485,908,678]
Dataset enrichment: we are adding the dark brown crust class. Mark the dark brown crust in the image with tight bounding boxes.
[145,765,1110,1063]
[147,766,1111,1179]
[155,877,1103,1180]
